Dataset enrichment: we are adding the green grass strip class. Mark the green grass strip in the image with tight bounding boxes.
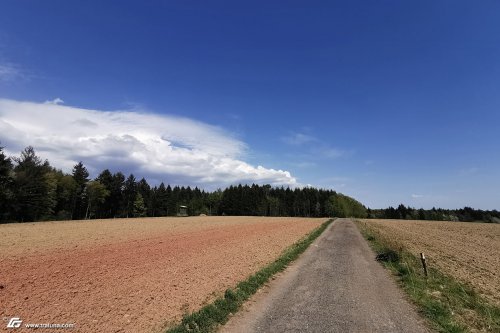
[355,220,500,333]
[165,218,335,333]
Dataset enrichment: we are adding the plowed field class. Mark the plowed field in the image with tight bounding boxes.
[361,219,500,305]
[0,216,325,332]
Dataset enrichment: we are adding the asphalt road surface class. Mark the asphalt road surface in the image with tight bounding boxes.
[220,218,430,333]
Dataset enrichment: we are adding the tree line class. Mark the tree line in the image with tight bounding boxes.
[367,204,500,223]
[0,145,368,223]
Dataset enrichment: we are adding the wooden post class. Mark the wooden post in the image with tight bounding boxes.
[420,253,428,277]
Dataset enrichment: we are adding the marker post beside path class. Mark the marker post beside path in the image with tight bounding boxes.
[420,253,428,278]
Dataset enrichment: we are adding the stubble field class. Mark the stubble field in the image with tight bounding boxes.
[362,219,500,306]
[0,216,325,333]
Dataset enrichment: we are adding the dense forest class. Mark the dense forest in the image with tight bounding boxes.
[2,145,497,224]
[0,145,367,223]
[368,204,500,223]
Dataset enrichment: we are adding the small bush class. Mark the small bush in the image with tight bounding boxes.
[375,249,400,262]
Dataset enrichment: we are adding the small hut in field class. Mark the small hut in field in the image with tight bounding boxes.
[177,205,188,217]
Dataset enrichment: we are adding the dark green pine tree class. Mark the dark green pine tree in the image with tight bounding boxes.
[96,170,125,218]
[71,161,89,219]
[0,145,14,221]
[12,146,52,222]
[96,169,113,218]
[154,183,168,216]
[137,177,151,216]
[166,185,175,216]
[123,174,137,218]
[110,172,125,217]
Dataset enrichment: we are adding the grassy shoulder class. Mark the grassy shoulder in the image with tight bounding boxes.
[165,218,335,333]
[354,220,500,333]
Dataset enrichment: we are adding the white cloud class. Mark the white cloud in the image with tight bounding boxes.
[0,98,297,187]
[282,129,348,161]
[0,63,23,82]
[44,97,65,105]
[281,132,317,145]
[311,146,346,159]
[292,161,317,168]
[411,194,424,198]
[320,176,349,190]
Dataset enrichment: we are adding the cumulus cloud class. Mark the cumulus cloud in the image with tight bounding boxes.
[0,98,297,187]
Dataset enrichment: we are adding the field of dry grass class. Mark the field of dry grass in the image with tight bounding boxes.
[0,216,326,333]
[362,219,500,306]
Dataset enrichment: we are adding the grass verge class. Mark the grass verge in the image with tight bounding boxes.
[354,220,500,333]
[165,218,334,333]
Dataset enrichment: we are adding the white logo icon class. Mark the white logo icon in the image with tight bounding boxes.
[6,317,22,328]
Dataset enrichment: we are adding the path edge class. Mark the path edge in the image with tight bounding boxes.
[164,218,335,333]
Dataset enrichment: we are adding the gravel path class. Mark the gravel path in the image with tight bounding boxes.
[220,218,431,333]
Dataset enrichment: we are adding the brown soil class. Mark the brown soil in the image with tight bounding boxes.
[0,216,325,333]
[362,219,500,306]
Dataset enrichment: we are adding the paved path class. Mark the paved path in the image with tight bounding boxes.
[220,218,430,333]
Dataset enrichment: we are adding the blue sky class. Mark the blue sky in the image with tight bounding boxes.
[1,1,499,209]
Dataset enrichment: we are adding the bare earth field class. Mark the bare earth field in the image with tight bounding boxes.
[0,216,325,333]
[362,219,500,306]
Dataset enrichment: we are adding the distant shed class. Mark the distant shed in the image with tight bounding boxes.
[177,205,188,217]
